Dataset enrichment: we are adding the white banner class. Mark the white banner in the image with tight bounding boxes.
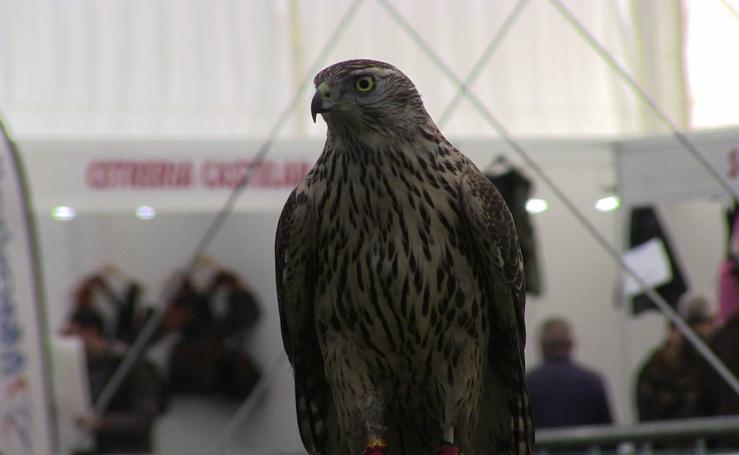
[18,137,613,215]
[20,139,324,214]
[0,122,55,454]
[615,128,739,206]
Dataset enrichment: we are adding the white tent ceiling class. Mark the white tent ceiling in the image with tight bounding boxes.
[0,0,689,138]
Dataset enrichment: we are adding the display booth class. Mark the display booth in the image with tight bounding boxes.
[22,139,320,452]
[10,130,738,452]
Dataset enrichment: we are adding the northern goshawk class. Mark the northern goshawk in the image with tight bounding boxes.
[275,59,533,454]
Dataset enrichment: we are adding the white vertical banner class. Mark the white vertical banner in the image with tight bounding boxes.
[0,119,55,454]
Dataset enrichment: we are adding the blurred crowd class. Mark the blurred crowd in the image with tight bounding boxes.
[59,259,261,454]
[528,292,739,449]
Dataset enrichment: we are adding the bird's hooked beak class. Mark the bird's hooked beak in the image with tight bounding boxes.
[311,81,334,123]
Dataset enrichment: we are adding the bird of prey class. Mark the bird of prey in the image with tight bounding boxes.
[275,59,533,455]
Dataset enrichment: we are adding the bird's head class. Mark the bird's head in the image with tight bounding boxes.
[311,59,428,136]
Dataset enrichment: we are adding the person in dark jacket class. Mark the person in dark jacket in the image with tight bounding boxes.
[697,308,739,448]
[526,317,613,429]
[702,310,739,416]
[64,307,161,454]
[636,295,716,422]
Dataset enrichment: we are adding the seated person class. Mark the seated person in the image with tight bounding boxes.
[63,307,161,454]
[526,317,613,429]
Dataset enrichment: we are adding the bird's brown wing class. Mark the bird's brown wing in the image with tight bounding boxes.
[275,189,339,453]
[460,168,534,454]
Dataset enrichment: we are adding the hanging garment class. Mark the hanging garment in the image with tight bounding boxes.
[73,269,146,343]
[628,206,689,315]
[486,168,543,295]
[166,266,261,399]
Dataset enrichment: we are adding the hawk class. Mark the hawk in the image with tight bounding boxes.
[275,59,533,455]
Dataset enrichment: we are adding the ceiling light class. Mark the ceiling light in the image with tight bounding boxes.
[135,206,156,220]
[51,206,76,221]
[525,198,548,214]
[595,195,620,212]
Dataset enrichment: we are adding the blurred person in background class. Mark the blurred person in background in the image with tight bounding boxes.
[636,294,716,422]
[705,307,739,417]
[526,317,613,429]
[698,306,739,448]
[63,307,162,454]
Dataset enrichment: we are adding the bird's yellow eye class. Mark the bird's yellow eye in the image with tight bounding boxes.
[355,76,375,93]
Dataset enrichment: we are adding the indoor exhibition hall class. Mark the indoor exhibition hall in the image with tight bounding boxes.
[1,1,739,454]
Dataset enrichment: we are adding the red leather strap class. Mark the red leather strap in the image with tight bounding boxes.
[363,449,388,455]
[363,438,389,455]
[436,446,460,455]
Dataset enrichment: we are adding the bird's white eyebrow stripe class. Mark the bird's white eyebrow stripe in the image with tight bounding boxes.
[348,67,395,77]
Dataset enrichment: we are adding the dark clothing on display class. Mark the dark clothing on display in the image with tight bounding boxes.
[628,206,689,314]
[86,351,161,454]
[486,168,543,295]
[75,272,146,343]
[165,269,262,399]
[526,356,612,429]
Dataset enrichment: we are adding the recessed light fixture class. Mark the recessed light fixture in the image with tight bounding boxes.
[135,206,156,220]
[51,206,76,221]
[595,195,620,212]
[525,198,548,214]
